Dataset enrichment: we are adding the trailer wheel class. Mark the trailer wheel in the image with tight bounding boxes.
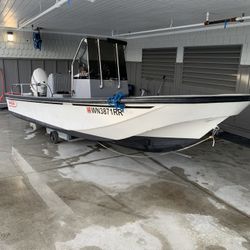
[50,131,59,144]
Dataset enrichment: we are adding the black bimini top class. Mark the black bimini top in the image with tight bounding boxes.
[5,94,250,105]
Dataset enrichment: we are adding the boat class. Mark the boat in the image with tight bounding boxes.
[5,37,250,152]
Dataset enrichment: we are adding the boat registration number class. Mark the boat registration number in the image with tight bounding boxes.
[86,106,124,116]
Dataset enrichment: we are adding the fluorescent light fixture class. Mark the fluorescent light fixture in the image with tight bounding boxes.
[7,31,14,41]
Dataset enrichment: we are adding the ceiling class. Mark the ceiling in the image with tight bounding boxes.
[1,0,250,35]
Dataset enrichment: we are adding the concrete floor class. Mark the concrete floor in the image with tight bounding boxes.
[0,110,250,250]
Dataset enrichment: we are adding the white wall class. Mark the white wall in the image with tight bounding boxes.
[126,25,250,65]
[0,31,81,59]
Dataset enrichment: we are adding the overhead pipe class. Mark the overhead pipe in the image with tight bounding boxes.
[122,21,250,40]
[114,14,250,38]
[18,0,69,30]
[114,23,204,37]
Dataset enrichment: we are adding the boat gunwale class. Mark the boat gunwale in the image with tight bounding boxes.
[5,93,250,105]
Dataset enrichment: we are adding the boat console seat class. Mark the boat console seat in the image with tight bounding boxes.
[47,73,71,97]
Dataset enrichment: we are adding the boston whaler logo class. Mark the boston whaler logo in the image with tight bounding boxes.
[8,100,17,108]
[86,106,124,116]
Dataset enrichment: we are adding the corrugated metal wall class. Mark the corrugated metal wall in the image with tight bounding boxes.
[142,48,177,81]
[140,48,177,95]
[135,45,242,95]
[183,45,242,93]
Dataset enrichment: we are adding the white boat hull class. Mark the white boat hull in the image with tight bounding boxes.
[6,95,250,143]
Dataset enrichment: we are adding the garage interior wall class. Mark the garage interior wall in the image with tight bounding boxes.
[0,30,80,98]
[1,58,73,94]
[141,47,177,96]
[126,26,250,138]
[182,45,242,93]
[0,31,80,59]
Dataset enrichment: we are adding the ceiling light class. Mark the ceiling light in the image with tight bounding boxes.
[7,31,14,41]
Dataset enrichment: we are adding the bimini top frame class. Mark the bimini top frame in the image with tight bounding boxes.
[70,37,127,95]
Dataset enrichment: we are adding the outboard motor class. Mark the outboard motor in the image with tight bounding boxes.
[31,68,48,96]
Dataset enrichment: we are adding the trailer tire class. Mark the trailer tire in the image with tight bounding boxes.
[50,131,59,144]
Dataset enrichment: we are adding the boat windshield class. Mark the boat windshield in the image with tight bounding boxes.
[88,38,101,79]
[87,38,127,81]
[72,38,127,81]
[99,40,118,80]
